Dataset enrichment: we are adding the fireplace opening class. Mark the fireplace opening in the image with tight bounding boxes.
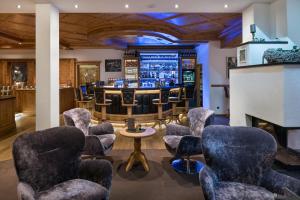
[249,115,300,169]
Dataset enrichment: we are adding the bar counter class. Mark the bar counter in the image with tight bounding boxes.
[0,96,16,136]
[95,87,182,122]
[14,87,75,115]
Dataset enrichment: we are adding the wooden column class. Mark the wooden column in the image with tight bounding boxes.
[195,64,202,107]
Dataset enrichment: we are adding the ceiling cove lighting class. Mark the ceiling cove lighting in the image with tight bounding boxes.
[74,4,79,9]
[224,4,229,8]
[175,4,179,9]
[17,4,21,9]
[125,4,129,9]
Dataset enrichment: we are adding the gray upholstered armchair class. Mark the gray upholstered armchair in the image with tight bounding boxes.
[13,126,112,200]
[163,107,214,174]
[63,108,116,157]
[200,125,300,200]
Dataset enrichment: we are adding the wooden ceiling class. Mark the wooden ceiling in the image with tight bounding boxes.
[0,13,242,49]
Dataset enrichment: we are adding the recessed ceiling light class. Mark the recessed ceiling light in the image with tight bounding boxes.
[125,4,129,8]
[224,4,229,8]
[175,4,179,9]
[74,4,79,9]
[16,4,21,9]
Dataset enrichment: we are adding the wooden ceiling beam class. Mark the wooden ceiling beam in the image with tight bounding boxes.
[60,40,73,50]
[196,14,226,28]
[88,24,183,40]
[181,14,240,29]
[0,31,23,43]
[219,20,242,38]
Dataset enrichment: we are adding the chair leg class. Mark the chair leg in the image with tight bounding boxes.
[171,156,205,174]
[186,156,191,174]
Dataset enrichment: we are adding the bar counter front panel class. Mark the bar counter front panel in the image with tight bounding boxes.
[0,96,16,136]
[15,87,75,115]
[93,87,188,122]
[97,88,171,115]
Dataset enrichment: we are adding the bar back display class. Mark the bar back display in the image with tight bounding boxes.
[140,52,179,88]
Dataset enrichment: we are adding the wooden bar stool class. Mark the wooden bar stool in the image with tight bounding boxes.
[168,87,182,124]
[179,85,195,124]
[75,86,94,112]
[121,88,138,123]
[94,87,112,122]
[152,88,170,130]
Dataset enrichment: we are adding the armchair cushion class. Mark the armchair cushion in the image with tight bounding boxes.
[261,169,300,196]
[176,135,202,157]
[214,182,274,200]
[166,123,191,136]
[17,182,35,200]
[83,134,115,156]
[188,107,214,137]
[163,135,183,153]
[63,108,91,135]
[199,167,218,200]
[89,122,114,136]
[36,179,109,200]
[79,159,113,190]
[97,134,116,151]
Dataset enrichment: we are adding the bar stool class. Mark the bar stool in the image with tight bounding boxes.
[179,85,195,123]
[94,87,112,122]
[121,88,138,121]
[168,87,182,123]
[152,88,170,130]
[74,86,94,112]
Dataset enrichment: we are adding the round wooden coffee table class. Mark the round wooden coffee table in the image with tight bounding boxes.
[119,127,156,172]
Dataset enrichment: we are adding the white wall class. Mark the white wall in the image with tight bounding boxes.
[209,42,236,114]
[242,3,271,42]
[286,0,300,46]
[196,41,236,115]
[0,48,124,83]
[243,0,300,46]
[196,43,210,109]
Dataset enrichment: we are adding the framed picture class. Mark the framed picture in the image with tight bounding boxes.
[105,59,122,72]
[226,57,237,78]
[11,62,27,83]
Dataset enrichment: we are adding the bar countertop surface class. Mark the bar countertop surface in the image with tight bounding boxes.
[0,96,16,101]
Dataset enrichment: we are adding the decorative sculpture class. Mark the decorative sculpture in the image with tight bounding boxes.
[250,24,256,41]
[263,46,300,64]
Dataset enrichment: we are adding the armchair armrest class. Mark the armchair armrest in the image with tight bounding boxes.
[83,135,105,156]
[261,169,300,196]
[17,182,35,200]
[36,179,109,200]
[79,159,113,190]
[176,135,202,157]
[199,166,218,200]
[89,122,114,136]
[166,123,191,136]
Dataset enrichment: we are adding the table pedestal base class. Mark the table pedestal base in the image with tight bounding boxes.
[125,138,150,172]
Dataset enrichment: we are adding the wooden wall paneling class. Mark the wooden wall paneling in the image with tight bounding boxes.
[0,61,9,85]
[195,64,202,107]
[15,89,35,115]
[26,60,35,86]
[60,58,77,87]
[59,88,75,113]
[0,97,16,136]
